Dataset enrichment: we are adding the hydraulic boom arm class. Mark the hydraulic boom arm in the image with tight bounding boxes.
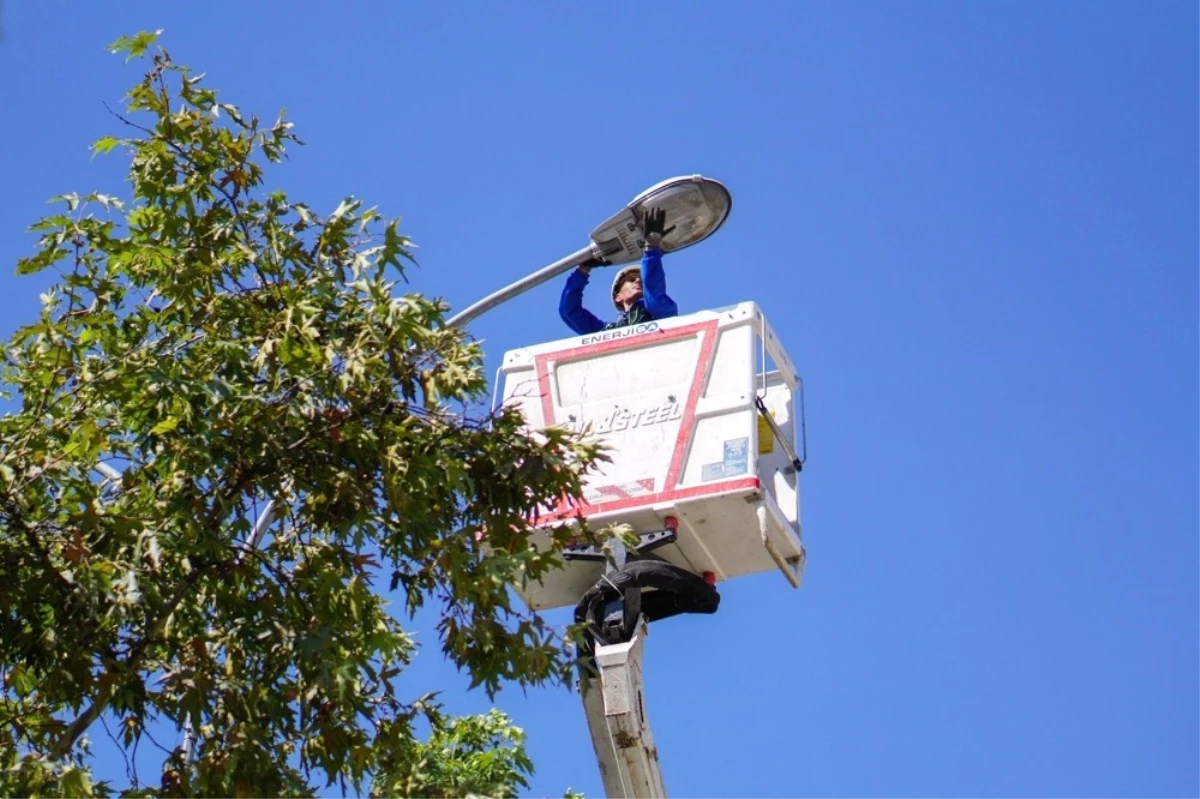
[581,618,666,798]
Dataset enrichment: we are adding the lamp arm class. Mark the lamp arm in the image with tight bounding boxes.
[444,244,598,329]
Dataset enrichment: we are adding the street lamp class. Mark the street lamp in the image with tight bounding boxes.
[445,175,732,328]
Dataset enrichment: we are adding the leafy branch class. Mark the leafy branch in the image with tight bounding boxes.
[0,30,605,798]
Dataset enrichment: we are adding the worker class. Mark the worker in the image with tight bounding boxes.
[558,208,678,334]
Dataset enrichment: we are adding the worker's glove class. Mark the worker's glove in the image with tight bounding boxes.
[576,255,609,274]
[640,207,675,250]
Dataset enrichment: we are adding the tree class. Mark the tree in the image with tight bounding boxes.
[0,31,604,797]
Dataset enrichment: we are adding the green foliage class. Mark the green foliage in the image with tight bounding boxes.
[0,32,606,797]
[370,707,532,799]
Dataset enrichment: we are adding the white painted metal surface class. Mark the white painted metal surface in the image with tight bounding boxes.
[498,301,806,609]
[580,619,667,799]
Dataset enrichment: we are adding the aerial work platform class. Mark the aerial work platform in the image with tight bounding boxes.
[498,301,807,611]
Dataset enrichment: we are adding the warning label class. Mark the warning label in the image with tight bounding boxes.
[700,436,749,481]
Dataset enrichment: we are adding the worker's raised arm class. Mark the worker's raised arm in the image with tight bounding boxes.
[639,247,677,319]
[639,207,678,319]
[559,266,606,335]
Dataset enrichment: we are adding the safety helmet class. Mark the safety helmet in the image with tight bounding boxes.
[611,265,642,310]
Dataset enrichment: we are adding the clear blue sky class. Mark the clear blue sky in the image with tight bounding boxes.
[1,2,1196,797]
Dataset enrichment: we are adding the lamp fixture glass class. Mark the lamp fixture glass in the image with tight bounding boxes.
[588,175,732,266]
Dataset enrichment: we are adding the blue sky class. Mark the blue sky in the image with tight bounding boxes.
[1,2,1196,797]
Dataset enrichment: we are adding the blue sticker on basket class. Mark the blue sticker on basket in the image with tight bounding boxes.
[723,437,749,476]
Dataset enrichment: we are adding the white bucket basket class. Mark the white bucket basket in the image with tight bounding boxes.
[498,301,806,610]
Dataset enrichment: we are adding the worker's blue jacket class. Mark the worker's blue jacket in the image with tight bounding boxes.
[558,248,678,335]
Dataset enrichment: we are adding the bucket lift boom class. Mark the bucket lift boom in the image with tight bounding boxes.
[582,618,664,798]
[499,301,807,798]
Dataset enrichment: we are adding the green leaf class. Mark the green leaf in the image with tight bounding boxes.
[49,192,81,212]
[63,419,101,461]
[90,136,119,158]
[150,417,180,435]
[59,766,95,798]
[107,29,162,62]
[8,665,36,697]
[15,246,66,276]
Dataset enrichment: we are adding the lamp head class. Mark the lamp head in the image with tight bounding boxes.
[588,175,732,266]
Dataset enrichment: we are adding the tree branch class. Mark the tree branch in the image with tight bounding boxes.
[47,466,262,760]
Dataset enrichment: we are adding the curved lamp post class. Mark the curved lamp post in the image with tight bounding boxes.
[445,175,732,328]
